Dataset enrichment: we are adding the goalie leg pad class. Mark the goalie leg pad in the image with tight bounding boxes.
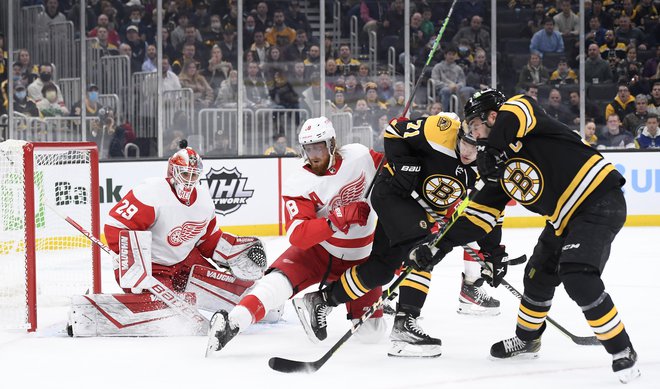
[68,293,204,337]
[185,264,255,312]
[118,230,152,291]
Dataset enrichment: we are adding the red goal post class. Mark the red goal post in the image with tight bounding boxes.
[0,141,101,332]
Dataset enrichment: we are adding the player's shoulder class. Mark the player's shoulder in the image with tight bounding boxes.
[283,159,316,197]
[131,178,170,204]
[338,143,370,157]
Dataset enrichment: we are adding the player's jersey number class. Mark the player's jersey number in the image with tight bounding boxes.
[285,200,299,218]
[116,199,139,220]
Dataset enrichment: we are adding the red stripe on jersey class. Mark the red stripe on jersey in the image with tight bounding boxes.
[326,232,375,248]
[370,149,384,168]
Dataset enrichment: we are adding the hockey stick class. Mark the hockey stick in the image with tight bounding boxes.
[412,193,600,346]
[268,182,485,374]
[363,0,457,199]
[46,203,208,329]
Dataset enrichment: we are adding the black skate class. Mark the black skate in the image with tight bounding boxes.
[388,312,442,358]
[205,310,239,357]
[292,290,333,343]
[612,347,641,384]
[490,336,541,359]
[458,273,500,316]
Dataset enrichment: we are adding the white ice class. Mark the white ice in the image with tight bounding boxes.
[1,227,658,389]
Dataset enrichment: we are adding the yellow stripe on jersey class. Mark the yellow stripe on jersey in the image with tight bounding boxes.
[351,266,370,294]
[401,279,429,294]
[465,214,494,233]
[596,322,625,341]
[588,307,618,327]
[384,123,404,139]
[500,95,537,138]
[517,316,544,330]
[519,304,547,319]
[468,202,501,220]
[550,155,601,223]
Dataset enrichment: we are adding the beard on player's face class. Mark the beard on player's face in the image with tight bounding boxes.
[309,153,330,175]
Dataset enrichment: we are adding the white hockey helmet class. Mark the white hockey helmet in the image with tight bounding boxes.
[167,147,203,203]
[298,116,337,168]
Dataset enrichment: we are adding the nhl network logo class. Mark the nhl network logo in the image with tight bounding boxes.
[204,167,254,216]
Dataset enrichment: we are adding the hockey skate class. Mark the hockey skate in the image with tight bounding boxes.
[292,290,333,343]
[388,312,442,358]
[612,347,641,384]
[457,273,500,316]
[206,310,239,357]
[490,336,541,359]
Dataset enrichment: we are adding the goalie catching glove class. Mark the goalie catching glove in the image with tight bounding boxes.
[212,233,267,281]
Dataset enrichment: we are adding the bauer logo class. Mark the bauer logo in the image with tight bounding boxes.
[204,167,254,215]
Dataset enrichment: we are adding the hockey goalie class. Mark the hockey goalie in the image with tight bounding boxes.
[67,145,281,337]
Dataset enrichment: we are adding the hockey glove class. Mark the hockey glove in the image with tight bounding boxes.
[476,140,506,184]
[328,201,371,234]
[387,156,422,198]
[406,234,454,272]
[481,245,508,287]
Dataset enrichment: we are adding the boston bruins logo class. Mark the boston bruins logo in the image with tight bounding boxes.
[501,158,543,205]
[423,174,465,208]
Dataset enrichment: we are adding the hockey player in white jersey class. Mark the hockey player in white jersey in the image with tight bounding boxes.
[207,117,386,355]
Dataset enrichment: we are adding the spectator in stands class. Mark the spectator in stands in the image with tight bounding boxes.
[517,52,550,91]
[161,56,181,91]
[585,43,614,84]
[343,74,363,107]
[553,0,579,37]
[617,46,644,85]
[290,61,309,98]
[622,94,650,135]
[266,9,296,48]
[254,2,272,32]
[215,69,244,107]
[452,15,491,53]
[243,61,270,107]
[303,45,321,76]
[37,82,68,117]
[126,26,147,74]
[642,46,660,79]
[93,26,120,57]
[605,82,636,121]
[71,84,102,117]
[249,29,270,65]
[179,61,213,111]
[544,88,575,123]
[634,0,659,30]
[218,28,238,68]
[17,49,38,82]
[324,32,339,60]
[179,25,209,64]
[262,46,287,81]
[324,59,340,92]
[568,90,603,124]
[141,44,157,72]
[89,14,121,47]
[191,1,211,32]
[600,29,627,61]
[121,5,152,43]
[583,119,599,147]
[381,0,405,37]
[264,132,297,156]
[336,44,361,76]
[454,39,475,75]
[356,63,372,87]
[386,81,407,117]
[27,64,61,103]
[285,1,311,36]
[424,101,443,117]
[364,81,387,114]
[269,70,299,110]
[615,15,647,50]
[202,45,231,93]
[524,83,539,101]
[171,14,200,52]
[160,28,177,64]
[38,0,66,27]
[12,84,39,117]
[530,17,565,57]
[401,12,430,68]
[465,47,490,92]
[585,16,607,47]
[353,98,375,128]
[328,86,352,114]
[172,43,198,75]
[203,14,223,48]
[242,15,257,49]
[635,112,660,148]
[597,113,635,148]
[549,57,578,86]
[431,46,471,113]
[301,71,321,114]
[376,72,394,102]
[586,0,614,30]
[648,81,660,114]
[284,30,309,62]
[221,2,238,32]
[521,2,547,39]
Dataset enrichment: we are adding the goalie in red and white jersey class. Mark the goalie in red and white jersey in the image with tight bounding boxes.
[207,117,386,354]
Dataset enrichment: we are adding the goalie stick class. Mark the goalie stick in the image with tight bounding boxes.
[412,192,600,346]
[46,203,208,329]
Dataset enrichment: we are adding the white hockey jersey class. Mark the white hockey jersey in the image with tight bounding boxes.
[282,143,383,261]
[105,178,219,266]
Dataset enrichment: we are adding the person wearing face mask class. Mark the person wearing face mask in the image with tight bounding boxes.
[28,64,63,103]
[36,82,69,117]
[71,84,103,117]
[263,132,297,156]
[13,84,40,117]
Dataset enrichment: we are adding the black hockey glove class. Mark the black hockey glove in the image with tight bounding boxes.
[387,157,421,198]
[481,245,508,287]
[476,140,506,184]
[406,234,454,272]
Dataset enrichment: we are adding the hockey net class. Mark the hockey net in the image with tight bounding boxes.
[0,140,101,331]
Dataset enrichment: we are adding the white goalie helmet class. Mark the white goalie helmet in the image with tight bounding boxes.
[167,147,203,203]
[298,116,337,167]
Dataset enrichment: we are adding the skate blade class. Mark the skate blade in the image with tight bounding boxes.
[488,352,540,361]
[457,301,501,316]
[616,366,641,384]
[291,298,321,344]
[387,341,442,358]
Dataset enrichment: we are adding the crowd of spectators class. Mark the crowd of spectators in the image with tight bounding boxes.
[1,0,660,155]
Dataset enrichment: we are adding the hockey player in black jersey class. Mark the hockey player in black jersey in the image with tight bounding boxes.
[295,112,508,357]
[408,89,639,383]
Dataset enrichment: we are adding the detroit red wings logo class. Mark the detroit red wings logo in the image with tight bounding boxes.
[328,172,366,210]
[167,220,207,246]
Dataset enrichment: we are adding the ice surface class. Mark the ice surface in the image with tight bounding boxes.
[1,227,658,389]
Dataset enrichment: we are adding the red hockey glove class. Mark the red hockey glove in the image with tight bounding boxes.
[328,201,371,234]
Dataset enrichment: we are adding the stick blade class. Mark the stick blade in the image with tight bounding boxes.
[268,357,319,373]
[572,336,601,346]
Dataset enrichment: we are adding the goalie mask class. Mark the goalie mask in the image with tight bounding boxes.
[167,147,203,203]
[298,116,337,175]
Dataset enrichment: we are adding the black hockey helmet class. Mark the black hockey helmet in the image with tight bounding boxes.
[464,89,506,123]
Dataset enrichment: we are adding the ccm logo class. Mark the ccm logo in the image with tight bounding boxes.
[400,165,421,172]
